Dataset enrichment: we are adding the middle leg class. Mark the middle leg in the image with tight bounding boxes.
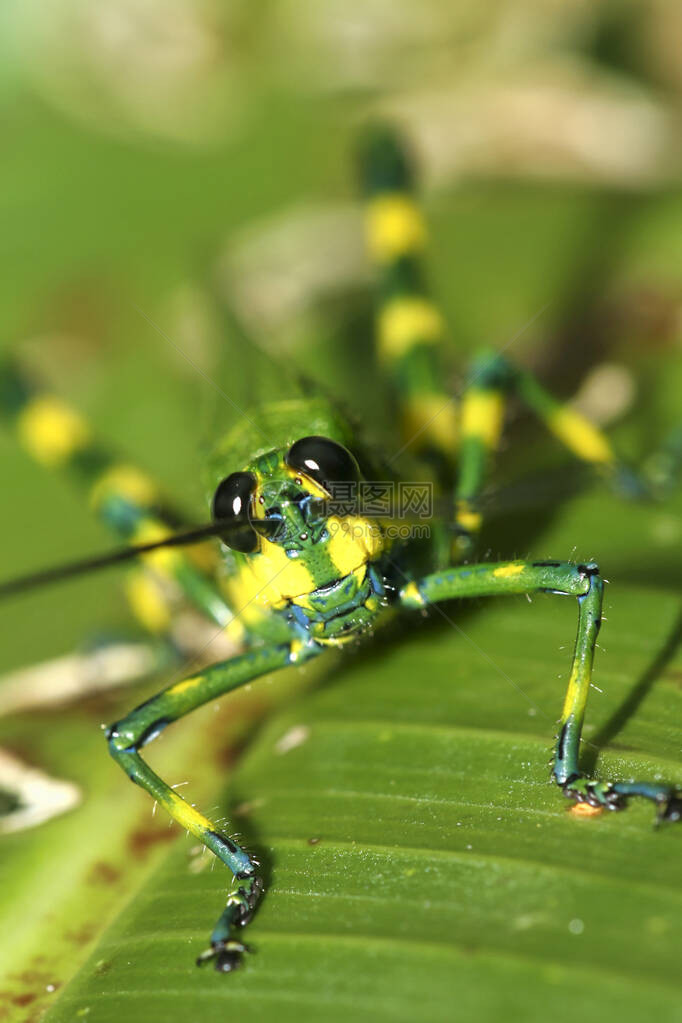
[452,351,648,556]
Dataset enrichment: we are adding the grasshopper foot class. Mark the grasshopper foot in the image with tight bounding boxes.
[196,939,248,973]
[562,775,682,823]
[562,776,623,811]
[196,874,263,973]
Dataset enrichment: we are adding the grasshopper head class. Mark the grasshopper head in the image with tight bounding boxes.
[210,436,384,602]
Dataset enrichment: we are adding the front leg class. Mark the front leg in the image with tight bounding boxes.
[106,640,322,971]
[400,559,682,821]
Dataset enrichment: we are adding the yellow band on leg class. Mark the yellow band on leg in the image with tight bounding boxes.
[549,408,614,465]
[460,391,505,449]
[365,194,426,263]
[378,298,444,362]
[17,396,90,467]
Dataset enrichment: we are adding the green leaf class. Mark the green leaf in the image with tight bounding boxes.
[38,574,682,1023]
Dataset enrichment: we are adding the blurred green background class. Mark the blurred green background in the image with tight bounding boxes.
[0,2,681,1020]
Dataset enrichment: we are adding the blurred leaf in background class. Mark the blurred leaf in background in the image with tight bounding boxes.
[0,1,681,1020]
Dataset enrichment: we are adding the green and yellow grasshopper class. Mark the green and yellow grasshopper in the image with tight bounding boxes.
[1,126,679,973]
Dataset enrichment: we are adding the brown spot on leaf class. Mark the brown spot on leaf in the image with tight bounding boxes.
[14,970,48,985]
[66,923,96,947]
[127,820,178,858]
[208,698,272,769]
[12,993,36,1007]
[87,861,121,886]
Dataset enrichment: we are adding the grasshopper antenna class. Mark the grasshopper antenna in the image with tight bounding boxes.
[0,518,279,601]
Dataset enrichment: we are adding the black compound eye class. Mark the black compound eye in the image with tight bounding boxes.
[285,436,360,494]
[211,471,258,553]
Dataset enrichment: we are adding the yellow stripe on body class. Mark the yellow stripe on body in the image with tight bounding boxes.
[548,407,614,465]
[326,516,384,576]
[365,194,426,263]
[313,630,363,647]
[17,395,90,467]
[226,470,385,627]
[401,393,458,456]
[461,390,505,449]
[225,539,315,613]
[378,298,444,362]
[227,517,382,623]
